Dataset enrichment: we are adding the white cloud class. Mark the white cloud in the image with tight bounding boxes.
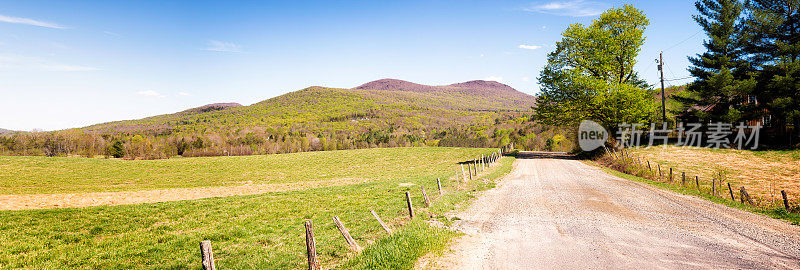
[203,40,242,53]
[541,26,547,30]
[522,77,530,82]
[0,14,67,29]
[485,76,504,82]
[177,91,191,96]
[0,55,99,71]
[137,90,166,98]
[518,44,542,50]
[524,1,608,17]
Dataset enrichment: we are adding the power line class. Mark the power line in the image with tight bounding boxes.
[664,61,678,80]
[663,29,703,52]
[664,76,693,82]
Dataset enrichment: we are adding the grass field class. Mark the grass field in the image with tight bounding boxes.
[626,146,800,209]
[0,147,515,269]
[0,147,497,195]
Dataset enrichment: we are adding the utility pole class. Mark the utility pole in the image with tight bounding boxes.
[657,51,667,124]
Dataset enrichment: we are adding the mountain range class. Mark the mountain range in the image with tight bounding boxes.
[82,79,535,135]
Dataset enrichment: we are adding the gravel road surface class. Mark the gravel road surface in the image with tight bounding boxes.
[437,152,800,269]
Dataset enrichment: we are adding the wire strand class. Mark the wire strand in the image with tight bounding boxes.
[663,30,703,52]
[664,76,693,82]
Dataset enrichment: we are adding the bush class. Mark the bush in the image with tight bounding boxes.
[104,141,125,158]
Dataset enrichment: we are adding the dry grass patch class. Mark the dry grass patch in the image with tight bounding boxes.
[629,146,800,208]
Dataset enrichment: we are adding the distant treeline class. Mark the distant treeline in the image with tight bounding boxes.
[0,121,574,160]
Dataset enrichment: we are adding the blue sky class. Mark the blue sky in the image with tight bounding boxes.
[0,0,704,131]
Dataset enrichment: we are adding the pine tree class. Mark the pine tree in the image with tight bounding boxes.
[743,0,800,144]
[683,0,753,123]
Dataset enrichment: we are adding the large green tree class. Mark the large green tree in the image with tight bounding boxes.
[682,0,755,122]
[743,0,800,142]
[534,5,657,130]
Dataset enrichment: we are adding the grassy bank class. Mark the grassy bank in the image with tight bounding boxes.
[0,147,515,269]
[590,153,800,226]
[626,146,800,209]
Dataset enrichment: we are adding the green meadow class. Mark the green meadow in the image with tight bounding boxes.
[0,147,514,269]
[1,147,496,195]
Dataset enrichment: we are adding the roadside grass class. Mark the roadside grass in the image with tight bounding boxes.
[626,146,800,209]
[589,159,800,226]
[342,155,515,268]
[429,157,515,223]
[1,147,491,195]
[0,147,514,269]
[339,220,455,269]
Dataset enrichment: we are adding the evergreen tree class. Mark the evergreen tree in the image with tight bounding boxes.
[105,141,125,158]
[743,0,800,143]
[683,0,753,122]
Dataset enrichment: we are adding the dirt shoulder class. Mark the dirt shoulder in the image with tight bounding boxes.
[0,178,366,210]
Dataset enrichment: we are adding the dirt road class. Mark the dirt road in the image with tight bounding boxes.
[436,153,800,269]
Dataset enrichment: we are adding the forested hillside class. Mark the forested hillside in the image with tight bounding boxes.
[0,79,569,159]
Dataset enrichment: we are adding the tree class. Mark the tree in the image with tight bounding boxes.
[105,141,125,158]
[176,138,188,156]
[682,0,753,122]
[534,5,657,130]
[743,0,800,142]
[192,137,204,149]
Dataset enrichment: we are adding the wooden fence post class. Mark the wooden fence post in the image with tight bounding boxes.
[695,176,700,192]
[781,190,790,211]
[200,240,216,270]
[304,221,320,270]
[682,172,686,186]
[740,187,754,205]
[437,178,442,195]
[370,209,392,233]
[333,216,362,252]
[405,191,414,218]
[727,183,735,201]
[421,186,431,207]
[712,179,717,196]
[647,160,652,172]
[658,164,662,177]
[669,168,673,182]
[468,164,473,182]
